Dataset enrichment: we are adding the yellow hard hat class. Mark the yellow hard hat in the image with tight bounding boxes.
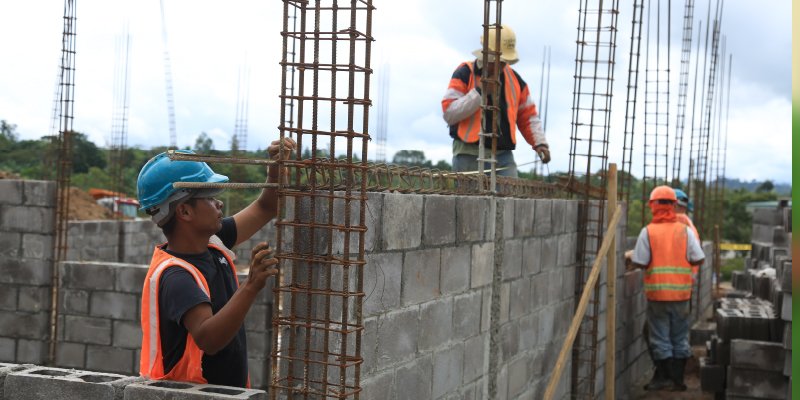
[472,24,519,65]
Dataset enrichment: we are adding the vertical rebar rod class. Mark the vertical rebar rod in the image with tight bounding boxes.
[49,0,77,366]
[671,0,695,185]
[619,0,645,206]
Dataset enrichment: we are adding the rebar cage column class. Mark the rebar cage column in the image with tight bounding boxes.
[270,1,374,398]
[567,0,620,398]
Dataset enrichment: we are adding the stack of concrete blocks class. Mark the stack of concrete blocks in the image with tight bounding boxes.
[0,180,56,365]
[0,362,267,399]
[725,339,787,399]
[701,203,791,399]
[702,298,778,396]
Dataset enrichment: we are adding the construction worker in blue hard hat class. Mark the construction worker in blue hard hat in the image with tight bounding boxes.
[137,137,296,387]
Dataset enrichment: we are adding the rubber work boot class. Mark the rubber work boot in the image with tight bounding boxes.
[670,357,688,391]
[644,358,673,391]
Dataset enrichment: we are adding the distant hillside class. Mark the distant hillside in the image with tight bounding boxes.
[722,178,791,195]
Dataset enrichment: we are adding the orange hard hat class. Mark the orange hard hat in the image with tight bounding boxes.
[649,185,677,202]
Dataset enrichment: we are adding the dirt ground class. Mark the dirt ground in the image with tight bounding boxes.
[68,186,117,220]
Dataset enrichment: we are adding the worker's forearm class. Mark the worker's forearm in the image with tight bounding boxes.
[443,89,481,125]
[690,259,705,267]
[252,165,280,216]
[194,282,260,354]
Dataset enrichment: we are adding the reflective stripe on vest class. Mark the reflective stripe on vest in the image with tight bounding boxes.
[644,222,693,301]
[456,63,522,144]
[140,243,238,384]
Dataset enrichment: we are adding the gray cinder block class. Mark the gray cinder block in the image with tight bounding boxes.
[418,298,453,352]
[423,195,456,246]
[381,193,422,250]
[375,308,418,369]
[726,366,788,399]
[124,380,266,399]
[363,252,402,317]
[432,345,464,398]
[533,200,552,236]
[470,242,494,289]
[89,291,138,321]
[394,356,433,400]
[6,366,138,400]
[401,248,441,306]
[60,262,115,291]
[0,180,24,205]
[513,199,535,237]
[730,339,784,372]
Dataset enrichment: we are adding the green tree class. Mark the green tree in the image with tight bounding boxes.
[392,150,431,167]
[756,180,774,193]
[194,132,214,153]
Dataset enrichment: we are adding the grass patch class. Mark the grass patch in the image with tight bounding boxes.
[720,257,745,282]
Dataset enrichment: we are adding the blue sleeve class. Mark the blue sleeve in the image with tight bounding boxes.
[159,266,211,327]
[216,217,237,249]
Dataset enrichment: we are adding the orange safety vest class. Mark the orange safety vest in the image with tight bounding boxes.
[643,222,694,301]
[454,62,522,144]
[139,243,239,384]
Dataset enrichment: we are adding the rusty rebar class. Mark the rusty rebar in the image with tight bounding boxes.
[49,0,77,366]
[567,0,620,397]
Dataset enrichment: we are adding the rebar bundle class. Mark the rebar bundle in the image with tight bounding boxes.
[109,27,131,216]
[671,0,696,186]
[640,0,672,227]
[619,0,645,207]
[49,0,77,366]
[567,0,620,398]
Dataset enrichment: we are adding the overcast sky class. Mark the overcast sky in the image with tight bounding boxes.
[0,1,791,184]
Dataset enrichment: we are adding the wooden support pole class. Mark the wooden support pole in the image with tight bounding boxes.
[543,206,623,400]
[605,163,617,399]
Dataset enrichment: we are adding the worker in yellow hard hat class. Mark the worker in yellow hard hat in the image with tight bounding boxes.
[441,24,550,177]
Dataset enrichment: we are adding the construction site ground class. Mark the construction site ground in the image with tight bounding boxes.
[630,346,712,400]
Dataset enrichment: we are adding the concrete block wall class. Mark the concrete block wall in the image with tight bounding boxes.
[0,180,56,366]
[0,180,715,398]
[336,194,656,400]
[66,219,274,268]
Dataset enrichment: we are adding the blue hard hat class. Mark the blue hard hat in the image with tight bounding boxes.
[672,188,691,210]
[137,150,228,212]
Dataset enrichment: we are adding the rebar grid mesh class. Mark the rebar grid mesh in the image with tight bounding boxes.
[269,1,373,398]
[49,0,77,365]
[639,0,672,227]
[567,0,620,398]
[692,3,722,237]
[670,0,696,186]
[619,0,645,206]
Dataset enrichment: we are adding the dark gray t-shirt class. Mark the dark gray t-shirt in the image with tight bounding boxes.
[158,217,248,387]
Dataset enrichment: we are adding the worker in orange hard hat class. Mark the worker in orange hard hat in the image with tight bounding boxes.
[137,136,296,387]
[631,186,705,391]
[441,24,550,177]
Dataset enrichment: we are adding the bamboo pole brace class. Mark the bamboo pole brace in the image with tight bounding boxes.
[543,206,623,400]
